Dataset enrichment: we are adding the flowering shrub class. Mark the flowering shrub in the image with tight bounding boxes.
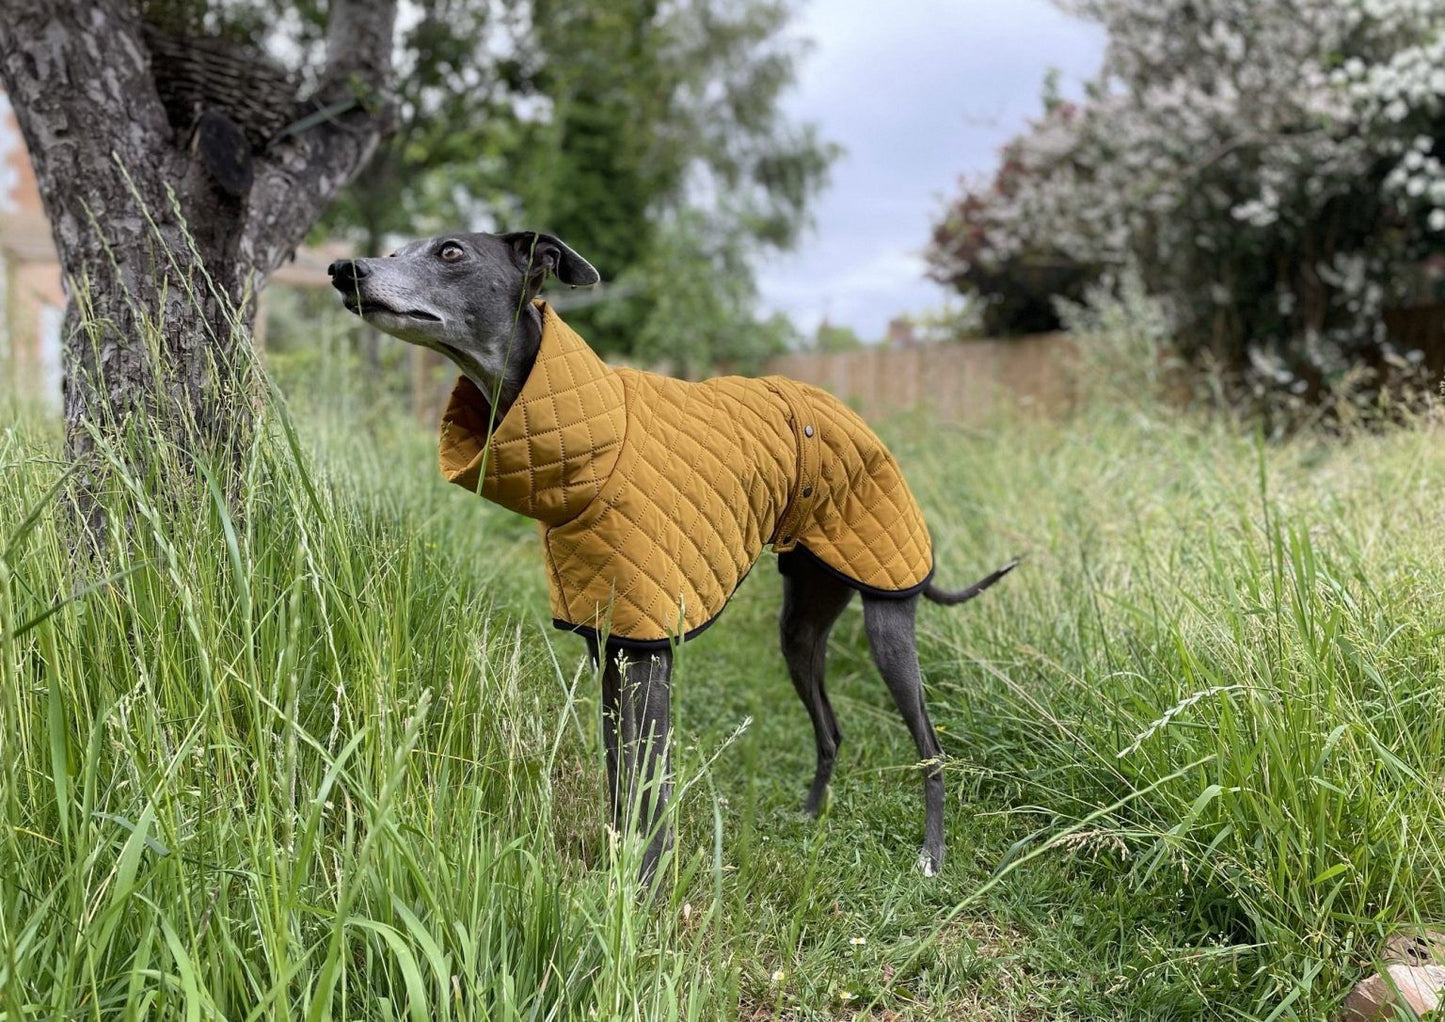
[927,87,1101,335]
[929,0,1445,398]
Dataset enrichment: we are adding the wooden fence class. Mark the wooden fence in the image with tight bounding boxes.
[763,333,1078,424]
[1383,302,1445,371]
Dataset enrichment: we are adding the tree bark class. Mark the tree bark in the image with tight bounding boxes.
[0,0,397,525]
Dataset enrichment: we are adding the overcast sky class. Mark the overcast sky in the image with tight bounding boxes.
[756,1,1106,340]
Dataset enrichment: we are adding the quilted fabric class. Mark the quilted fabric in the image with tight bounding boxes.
[438,302,933,647]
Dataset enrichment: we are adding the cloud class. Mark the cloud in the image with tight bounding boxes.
[759,245,940,336]
[759,0,1106,340]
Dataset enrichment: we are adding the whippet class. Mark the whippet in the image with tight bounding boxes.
[328,231,1016,885]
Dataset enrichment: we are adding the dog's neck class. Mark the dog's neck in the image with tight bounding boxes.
[451,301,544,423]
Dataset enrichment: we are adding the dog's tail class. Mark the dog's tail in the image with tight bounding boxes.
[921,558,1020,606]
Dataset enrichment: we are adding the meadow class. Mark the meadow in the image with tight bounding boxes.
[4,319,1445,1020]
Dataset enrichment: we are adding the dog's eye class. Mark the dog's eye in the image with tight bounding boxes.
[438,243,464,263]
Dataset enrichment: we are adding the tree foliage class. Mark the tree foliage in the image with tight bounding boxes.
[588,209,799,376]
[929,0,1445,398]
[320,0,836,367]
[812,320,864,353]
[319,1,525,252]
[151,0,834,368]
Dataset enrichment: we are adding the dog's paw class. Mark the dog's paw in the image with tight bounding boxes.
[916,848,941,877]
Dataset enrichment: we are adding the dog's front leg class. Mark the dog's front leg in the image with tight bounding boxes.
[601,642,674,887]
[588,637,624,831]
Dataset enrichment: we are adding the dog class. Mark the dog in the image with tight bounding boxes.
[329,231,1016,883]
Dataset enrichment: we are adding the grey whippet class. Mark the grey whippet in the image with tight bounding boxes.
[328,231,1015,884]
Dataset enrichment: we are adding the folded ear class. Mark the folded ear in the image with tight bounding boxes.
[501,231,601,292]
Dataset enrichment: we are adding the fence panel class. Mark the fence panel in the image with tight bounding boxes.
[764,333,1077,424]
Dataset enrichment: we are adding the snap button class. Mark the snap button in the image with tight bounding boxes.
[804,425,814,437]
[802,485,812,497]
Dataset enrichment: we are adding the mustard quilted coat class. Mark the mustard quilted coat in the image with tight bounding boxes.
[439,302,933,648]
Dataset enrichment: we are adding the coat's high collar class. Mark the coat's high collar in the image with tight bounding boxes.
[438,302,627,526]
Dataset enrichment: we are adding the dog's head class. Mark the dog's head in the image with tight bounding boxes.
[327,231,599,382]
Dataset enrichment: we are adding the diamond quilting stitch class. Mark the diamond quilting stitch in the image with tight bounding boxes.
[439,302,933,644]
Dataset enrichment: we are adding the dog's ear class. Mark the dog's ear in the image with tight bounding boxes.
[502,231,600,293]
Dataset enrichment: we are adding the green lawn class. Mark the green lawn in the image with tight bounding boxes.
[4,373,1445,1019]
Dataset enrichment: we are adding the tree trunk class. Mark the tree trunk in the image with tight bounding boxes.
[0,0,397,527]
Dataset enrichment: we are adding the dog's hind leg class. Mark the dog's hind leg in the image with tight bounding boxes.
[861,595,947,876]
[779,553,856,815]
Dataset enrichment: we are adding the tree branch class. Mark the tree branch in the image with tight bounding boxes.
[323,0,397,85]
[241,0,398,280]
[0,0,184,286]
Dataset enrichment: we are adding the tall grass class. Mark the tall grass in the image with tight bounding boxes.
[0,384,738,1018]
[5,293,1445,1018]
[904,397,1445,1016]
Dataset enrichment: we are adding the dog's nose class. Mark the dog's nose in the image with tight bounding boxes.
[328,259,370,283]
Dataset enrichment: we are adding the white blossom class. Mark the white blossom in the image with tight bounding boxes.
[931,0,1445,383]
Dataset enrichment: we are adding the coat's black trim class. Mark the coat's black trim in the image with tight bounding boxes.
[553,544,934,649]
[552,612,722,651]
[777,544,935,600]
[553,563,756,650]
